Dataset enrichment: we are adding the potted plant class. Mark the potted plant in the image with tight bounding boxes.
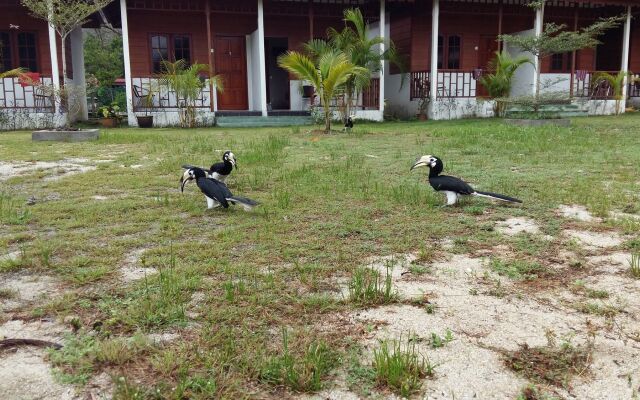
[136,92,155,128]
[97,102,120,127]
[156,60,223,128]
[417,95,430,121]
[477,51,531,117]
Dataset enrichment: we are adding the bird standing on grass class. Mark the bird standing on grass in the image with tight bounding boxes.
[182,150,237,183]
[180,167,258,211]
[410,155,522,206]
[344,115,354,132]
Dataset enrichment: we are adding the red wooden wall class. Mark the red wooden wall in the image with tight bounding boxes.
[0,5,69,77]
[391,2,533,73]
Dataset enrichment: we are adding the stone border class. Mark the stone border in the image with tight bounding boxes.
[504,118,571,127]
[32,129,100,142]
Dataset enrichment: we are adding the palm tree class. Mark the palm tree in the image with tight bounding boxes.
[321,8,405,119]
[0,68,25,79]
[156,60,223,128]
[592,71,628,115]
[478,51,531,116]
[278,49,368,133]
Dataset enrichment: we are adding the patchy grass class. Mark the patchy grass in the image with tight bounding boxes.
[1,115,639,396]
[516,384,561,400]
[259,329,336,392]
[504,341,593,388]
[372,335,435,397]
[629,253,640,279]
[348,265,397,306]
[490,258,548,280]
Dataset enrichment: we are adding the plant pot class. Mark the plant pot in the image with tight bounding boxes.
[99,117,119,128]
[136,115,154,128]
[417,113,428,121]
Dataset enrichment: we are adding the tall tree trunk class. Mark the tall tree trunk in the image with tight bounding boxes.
[60,34,70,128]
[324,104,331,133]
[535,56,541,103]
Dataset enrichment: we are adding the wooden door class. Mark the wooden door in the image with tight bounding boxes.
[477,36,499,97]
[215,36,248,110]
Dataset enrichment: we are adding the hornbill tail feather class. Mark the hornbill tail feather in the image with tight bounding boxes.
[473,191,522,203]
[226,196,260,211]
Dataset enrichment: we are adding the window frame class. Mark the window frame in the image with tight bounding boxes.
[550,52,572,73]
[0,30,40,73]
[437,33,463,70]
[148,33,192,74]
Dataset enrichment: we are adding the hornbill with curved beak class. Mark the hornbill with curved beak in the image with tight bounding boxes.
[180,167,258,211]
[182,150,237,183]
[410,155,522,206]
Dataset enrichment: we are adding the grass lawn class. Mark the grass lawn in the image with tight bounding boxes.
[1,115,639,399]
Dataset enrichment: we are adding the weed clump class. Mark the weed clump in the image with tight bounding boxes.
[260,329,336,392]
[372,336,435,397]
[504,340,592,388]
[348,265,396,306]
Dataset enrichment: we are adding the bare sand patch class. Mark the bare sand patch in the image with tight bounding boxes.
[147,332,181,345]
[354,305,527,399]
[586,251,634,274]
[568,336,640,399]
[0,159,97,182]
[565,229,623,249]
[558,204,600,222]
[120,248,158,282]
[0,251,20,263]
[0,274,62,312]
[0,319,75,400]
[496,217,540,236]
[610,211,640,221]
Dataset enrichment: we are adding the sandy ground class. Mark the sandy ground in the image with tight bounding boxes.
[1,204,639,399]
[120,247,158,282]
[0,159,98,182]
[0,320,76,400]
[314,211,640,399]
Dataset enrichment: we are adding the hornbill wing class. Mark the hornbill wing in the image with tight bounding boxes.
[429,175,475,195]
[196,178,232,208]
[209,161,226,174]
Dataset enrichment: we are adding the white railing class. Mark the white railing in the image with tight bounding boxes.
[0,76,55,112]
[131,77,212,111]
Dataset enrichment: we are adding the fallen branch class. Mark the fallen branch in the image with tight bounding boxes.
[0,338,63,350]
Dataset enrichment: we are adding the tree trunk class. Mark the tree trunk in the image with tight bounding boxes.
[324,103,331,133]
[535,59,541,102]
[60,34,70,128]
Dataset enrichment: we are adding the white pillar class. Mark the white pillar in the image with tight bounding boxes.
[379,0,385,120]
[120,0,136,126]
[70,28,88,120]
[620,5,632,110]
[47,15,61,115]
[429,0,439,114]
[257,0,268,116]
[532,3,545,96]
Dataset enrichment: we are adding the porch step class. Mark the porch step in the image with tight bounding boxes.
[216,115,312,128]
[504,103,588,119]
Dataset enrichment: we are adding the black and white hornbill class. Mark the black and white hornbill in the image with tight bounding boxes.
[344,115,354,131]
[410,155,522,206]
[180,167,258,211]
[182,150,237,183]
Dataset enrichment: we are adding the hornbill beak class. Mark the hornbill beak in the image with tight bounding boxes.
[180,170,191,192]
[230,157,237,170]
[410,155,432,171]
[410,161,426,171]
